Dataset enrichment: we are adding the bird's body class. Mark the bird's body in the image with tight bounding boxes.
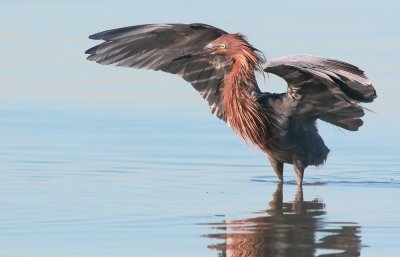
[86,23,376,184]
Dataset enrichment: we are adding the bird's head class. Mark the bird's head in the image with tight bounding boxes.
[173,34,265,70]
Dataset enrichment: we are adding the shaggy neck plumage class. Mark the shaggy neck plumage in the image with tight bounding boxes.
[222,46,270,149]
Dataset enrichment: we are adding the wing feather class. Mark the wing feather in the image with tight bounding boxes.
[86,23,231,120]
[264,55,377,131]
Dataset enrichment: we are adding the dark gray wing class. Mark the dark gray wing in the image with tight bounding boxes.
[264,55,377,131]
[85,23,232,120]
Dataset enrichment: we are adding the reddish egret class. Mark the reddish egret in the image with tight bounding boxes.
[85,23,376,185]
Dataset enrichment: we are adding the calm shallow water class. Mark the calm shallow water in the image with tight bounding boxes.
[0,109,399,257]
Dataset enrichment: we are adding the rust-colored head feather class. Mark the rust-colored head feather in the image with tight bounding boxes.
[211,34,270,149]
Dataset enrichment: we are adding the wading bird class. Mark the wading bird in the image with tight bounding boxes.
[85,23,376,185]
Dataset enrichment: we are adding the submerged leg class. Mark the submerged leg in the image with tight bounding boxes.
[292,185,303,213]
[293,156,307,185]
[267,182,283,215]
[268,156,284,182]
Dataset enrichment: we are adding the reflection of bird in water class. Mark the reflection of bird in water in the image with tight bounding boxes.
[86,23,376,184]
[206,184,361,257]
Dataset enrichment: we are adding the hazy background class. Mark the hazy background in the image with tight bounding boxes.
[1,0,398,113]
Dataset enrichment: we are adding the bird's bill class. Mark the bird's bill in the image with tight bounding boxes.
[172,46,214,61]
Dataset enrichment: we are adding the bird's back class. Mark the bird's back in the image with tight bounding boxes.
[258,55,376,167]
[257,93,330,166]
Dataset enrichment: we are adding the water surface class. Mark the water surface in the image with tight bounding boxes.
[0,109,399,257]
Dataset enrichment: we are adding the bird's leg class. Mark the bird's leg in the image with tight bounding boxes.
[268,156,284,182]
[293,156,306,185]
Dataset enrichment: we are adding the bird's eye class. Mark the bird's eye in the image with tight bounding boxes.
[212,44,226,50]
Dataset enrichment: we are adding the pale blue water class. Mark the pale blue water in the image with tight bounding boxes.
[1,109,399,257]
[1,1,400,257]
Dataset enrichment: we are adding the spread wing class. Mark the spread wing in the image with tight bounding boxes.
[85,23,232,120]
[264,55,377,131]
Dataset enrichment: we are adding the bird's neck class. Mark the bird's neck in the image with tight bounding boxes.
[222,59,270,148]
